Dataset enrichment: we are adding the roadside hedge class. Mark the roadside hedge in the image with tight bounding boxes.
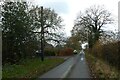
[90,41,120,70]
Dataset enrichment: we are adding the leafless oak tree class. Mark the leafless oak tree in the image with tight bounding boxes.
[72,5,113,48]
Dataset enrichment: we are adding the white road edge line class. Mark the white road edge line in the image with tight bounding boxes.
[60,64,73,78]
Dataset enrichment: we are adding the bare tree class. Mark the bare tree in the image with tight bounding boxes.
[29,6,66,45]
[100,31,118,44]
[73,5,113,48]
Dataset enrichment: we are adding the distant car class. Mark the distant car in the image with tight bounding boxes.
[73,50,77,54]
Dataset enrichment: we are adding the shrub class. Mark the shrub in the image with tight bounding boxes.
[90,41,120,70]
[58,48,74,56]
[44,49,55,56]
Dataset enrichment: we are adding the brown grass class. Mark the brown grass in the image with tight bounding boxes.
[86,53,119,79]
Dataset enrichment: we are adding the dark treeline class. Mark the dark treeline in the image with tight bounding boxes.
[2,2,65,64]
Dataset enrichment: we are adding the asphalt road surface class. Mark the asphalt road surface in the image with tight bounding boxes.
[39,55,75,78]
[39,51,91,79]
[67,52,91,78]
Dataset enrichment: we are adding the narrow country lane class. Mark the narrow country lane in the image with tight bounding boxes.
[67,51,91,78]
[38,51,91,79]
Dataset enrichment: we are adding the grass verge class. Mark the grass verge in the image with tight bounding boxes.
[85,53,120,79]
[2,57,65,79]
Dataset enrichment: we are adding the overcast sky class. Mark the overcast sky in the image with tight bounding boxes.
[28,0,119,36]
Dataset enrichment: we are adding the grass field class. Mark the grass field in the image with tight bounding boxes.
[2,57,64,79]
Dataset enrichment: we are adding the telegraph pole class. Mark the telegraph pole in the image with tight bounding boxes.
[41,6,44,61]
